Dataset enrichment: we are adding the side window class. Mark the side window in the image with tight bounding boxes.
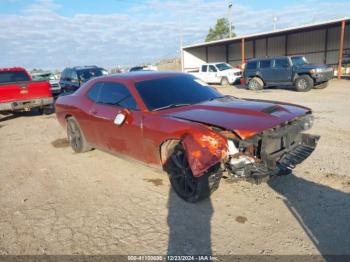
[246,61,257,70]
[87,82,102,102]
[259,60,271,69]
[209,65,217,72]
[201,65,207,72]
[274,58,290,68]
[98,82,139,110]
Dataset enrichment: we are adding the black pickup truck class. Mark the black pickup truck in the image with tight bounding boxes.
[243,55,334,91]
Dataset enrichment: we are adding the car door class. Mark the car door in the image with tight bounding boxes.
[271,58,293,83]
[208,65,220,83]
[89,81,144,160]
[259,59,273,83]
[199,65,209,82]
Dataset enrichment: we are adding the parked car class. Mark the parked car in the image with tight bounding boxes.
[243,55,333,91]
[188,62,241,86]
[60,66,108,93]
[129,65,158,72]
[31,71,61,95]
[0,67,53,113]
[55,72,319,202]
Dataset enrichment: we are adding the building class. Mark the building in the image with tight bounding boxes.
[182,17,349,78]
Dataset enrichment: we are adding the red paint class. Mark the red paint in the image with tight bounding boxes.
[55,72,311,176]
[0,67,52,104]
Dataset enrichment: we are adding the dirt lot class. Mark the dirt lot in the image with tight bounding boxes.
[0,80,350,256]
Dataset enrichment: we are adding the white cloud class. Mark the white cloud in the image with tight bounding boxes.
[0,0,349,69]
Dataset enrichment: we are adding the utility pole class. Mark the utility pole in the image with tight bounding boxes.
[179,18,184,72]
[228,1,233,38]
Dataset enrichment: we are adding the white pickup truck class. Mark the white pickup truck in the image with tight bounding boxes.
[187,62,242,86]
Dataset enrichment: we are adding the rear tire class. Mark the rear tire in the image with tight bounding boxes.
[295,75,313,92]
[166,144,222,203]
[247,77,264,90]
[220,77,230,86]
[66,117,92,153]
[313,81,328,89]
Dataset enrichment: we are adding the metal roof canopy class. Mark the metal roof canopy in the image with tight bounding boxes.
[183,17,350,50]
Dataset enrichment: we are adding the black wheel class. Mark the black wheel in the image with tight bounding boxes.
[166,144,222,203]
[66,117,91,153]
[247,77,263,90]
[313,81,328,89]
[295,75,313,92]
[220,77,230,86]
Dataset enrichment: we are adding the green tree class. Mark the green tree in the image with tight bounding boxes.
[205,18,235,42]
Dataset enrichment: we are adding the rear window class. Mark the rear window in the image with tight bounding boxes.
[259,60,271,69]
[0,71,30,84]
[77,68,104,82]
[246,61,257,70]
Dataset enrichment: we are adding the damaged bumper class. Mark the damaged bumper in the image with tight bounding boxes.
[226,133,319,183]
[225,114,320,183]
[181,113,319,184]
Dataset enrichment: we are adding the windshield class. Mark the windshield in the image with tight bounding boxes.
[216,63,232,71]
[135,75,222,111]
[32,73,55,81]
[77,68,104,82]
[291,56,308,66]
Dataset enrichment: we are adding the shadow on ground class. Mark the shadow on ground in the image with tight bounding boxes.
[0,108,54,122]
[268,173,350,256]
[167,189,213,256]
[232,84,297,92]
[166,173,350,257]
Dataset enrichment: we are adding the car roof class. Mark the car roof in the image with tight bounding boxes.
[94,71,188,83]
[63,66,102,71]
[0,67,26,72]
[204,62,228,65]
[247,55,305,62]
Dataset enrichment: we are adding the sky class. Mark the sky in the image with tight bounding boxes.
[0,0,349,70]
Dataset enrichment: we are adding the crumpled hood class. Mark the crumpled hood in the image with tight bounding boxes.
[165,97,311,139]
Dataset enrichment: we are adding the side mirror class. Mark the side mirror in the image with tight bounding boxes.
[114,112,126,126]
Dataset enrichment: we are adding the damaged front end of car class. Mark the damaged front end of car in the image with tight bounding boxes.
[182,113,320,184]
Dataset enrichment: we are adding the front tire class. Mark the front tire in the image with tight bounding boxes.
[166,144,222,203]
[295,75,313,92]
[247,77,264,90]
[66,117,92,153]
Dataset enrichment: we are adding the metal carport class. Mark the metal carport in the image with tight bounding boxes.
[182,17,350,79]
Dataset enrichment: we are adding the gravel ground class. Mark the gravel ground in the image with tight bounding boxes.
[0,79,349,256]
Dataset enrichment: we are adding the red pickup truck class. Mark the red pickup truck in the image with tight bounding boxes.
[0,67,53,113]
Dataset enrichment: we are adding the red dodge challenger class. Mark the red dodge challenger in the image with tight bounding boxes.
[55,72,319,202]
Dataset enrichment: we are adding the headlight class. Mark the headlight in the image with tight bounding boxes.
[227,139,239,155]
[302,114,314,130]
[310,68,323,74]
